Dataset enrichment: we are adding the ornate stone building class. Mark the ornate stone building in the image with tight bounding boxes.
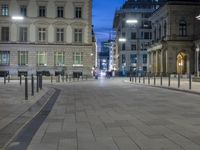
[0,0,94,77]
[148,0,200,75]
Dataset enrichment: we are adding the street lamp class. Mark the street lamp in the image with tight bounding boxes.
[12,16,24,20]
[196,47,200,77]
[126,19,138,24]
[118,38,126,42]
[196,15,200,20]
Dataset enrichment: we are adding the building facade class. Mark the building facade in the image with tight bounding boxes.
[0,0,94,77]
[148,0,200,75]
[113,0,165,76]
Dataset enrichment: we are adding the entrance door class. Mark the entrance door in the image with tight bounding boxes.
[177,52,187,74]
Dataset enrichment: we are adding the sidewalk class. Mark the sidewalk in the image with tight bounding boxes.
[0,79,49,148]
[126,76,200,94]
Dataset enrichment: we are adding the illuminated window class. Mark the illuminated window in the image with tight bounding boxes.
[18,51,28,66]
[0,51,10,65]
[37,52,47,66]
[1,4,9,16]
[54,52,65,66]
[73,52,83,65]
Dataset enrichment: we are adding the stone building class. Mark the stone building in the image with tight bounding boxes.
[113,0,165,76]
[148,0,200,75]
[0,0,94,77]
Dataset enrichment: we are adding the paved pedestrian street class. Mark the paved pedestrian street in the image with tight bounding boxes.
[4,78,200,150]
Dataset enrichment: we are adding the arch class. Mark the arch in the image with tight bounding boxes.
[176,51,187,74]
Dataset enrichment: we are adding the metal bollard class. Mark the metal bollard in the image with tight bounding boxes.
[20,75,22,85]
[154,74,156,85]
[139,75,141,83]
[178,74,180,88]
[25,76,28,100]
[143,76,145,84]
[148,74,150,85]
[66,74,68,82]
[8,75,10,83]
[168,73,171,87]
[51,75,53,83]
[40,75,43,90]
[135,75,136,83]
[160,73,163,86]
[62,75,64,82]
[37,75,39,93]
[4,75,6,85]
[189,73,192,90]
[31,74,34,96]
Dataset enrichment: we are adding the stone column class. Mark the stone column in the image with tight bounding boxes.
[151,52,154,73]
[147,52,151,72]
[156,50,159,74]
[160,49,164,74]
[165,50,168,73]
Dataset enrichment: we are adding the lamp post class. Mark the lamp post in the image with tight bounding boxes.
[196,47,200,77]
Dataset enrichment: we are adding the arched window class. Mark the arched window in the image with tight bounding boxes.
[179,20,187,37]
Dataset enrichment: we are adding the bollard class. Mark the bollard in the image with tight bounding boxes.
[51,75,53,83]
[135,75,137,83]
[66,74,68,82]
[168,73,171,87]
[129,73,131,82]
[154,74,156,85]
[40,75,43,90]
[148,74,150,85]
[4,75,6,85]
[20,75,22,85]
[189,73,192,90]
[8,75,10,83]
[62,74,64,82]
[25,76,28,100]
[178,74,180,88]
[31,74,34,96]
[139,75,141,83]
[160,73,163,86]
[143,76,145,84]
[37,75,39,93]
[58,75,61,83]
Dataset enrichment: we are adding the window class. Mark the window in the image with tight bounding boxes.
[122,54,126,63]
[56,28,64,42]
[38,28,46,42]
[122,43,126,50]
[130,54,137,63]
[1,27,9,41]
[143,54,147,64]
[75,7,82,18]
[131,32,136,39]
[131,44,136,51]
[73,52,83,65]
[57,7,64,18]
[164,21,167,37]
[0,51,10,65]
[179,20,187,37]
[158,24,161,39]
[141,32,144,39]
[20,5,27,16]
[19,27,28,42]
[144,32,150,39]
[74,28,83,43]
[37,52,47,66]
[54,52,65,66]
[1,4,9,16]
[39,6,46,17]
[122,32,126,37]
[18,51,28,66]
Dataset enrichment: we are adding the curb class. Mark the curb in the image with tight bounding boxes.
[126,80,200,96]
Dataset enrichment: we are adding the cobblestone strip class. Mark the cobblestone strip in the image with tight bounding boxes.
[0,88,57,150]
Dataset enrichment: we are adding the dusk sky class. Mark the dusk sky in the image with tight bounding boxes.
[93,0,125,45]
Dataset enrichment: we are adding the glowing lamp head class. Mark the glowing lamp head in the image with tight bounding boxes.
[12,16,24,20]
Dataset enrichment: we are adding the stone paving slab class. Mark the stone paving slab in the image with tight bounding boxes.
[11,78,200,150]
